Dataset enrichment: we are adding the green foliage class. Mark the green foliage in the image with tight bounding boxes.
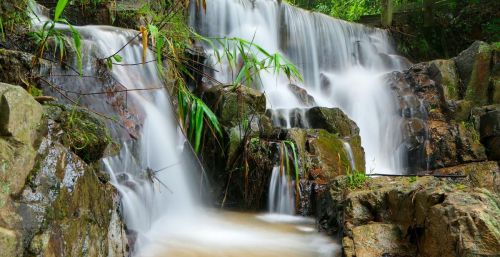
[27,84,42,97]
[284,140,300,189]
[484,18,500,42]
[0,0,30,33]
[346,169,368,189]
[54,0,69,21]
[408,176,417,183]
[0,17,5,42]
[29,0,83,74]
[327,0,381,21]
[177,80,222,153]
[62,105,113,163]
[194,34,303,88]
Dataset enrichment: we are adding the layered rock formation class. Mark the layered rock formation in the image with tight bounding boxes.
[0,83,126,257]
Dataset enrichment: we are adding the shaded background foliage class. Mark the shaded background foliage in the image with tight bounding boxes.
[286,0,499,62]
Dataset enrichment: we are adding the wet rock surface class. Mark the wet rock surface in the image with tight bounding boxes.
[200,84,365,213]
[320,176,500,257]
[386,41,499,172]
[0,84,126,256]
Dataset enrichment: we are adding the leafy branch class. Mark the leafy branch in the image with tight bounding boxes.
[29,0,83,74]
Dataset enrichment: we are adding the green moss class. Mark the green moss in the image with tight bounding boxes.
[313,130,351,177]
[61,107,112,163]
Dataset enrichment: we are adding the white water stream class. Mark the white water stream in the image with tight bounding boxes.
[191,0,410,174]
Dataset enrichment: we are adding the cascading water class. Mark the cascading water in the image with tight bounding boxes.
[191,0,411,174]
[268,166,295,214]
[31,2,339,256]
[342,141,357,172]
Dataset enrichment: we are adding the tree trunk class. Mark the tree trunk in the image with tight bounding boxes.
[381,0,393,27]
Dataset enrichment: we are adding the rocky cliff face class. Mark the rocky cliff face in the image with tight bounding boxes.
[386,41,500,173]
[0,83,127,257]
[328,176,500,257]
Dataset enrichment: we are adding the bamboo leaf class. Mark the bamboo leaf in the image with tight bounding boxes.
[0,18,5,42]
[194,100,204,153]
[156,35,165,71]
[202,106,222,137]
[54,0,69,21]
[62,22,83,75]
[113,54,123,62]
[148,24,158,48]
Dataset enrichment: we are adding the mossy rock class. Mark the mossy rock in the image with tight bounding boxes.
[305,107,360,137]
[454,41,493,105]
[287,129,365,180]
[429,59,460,101]
[203,85,266,128]
[59,106,112,163]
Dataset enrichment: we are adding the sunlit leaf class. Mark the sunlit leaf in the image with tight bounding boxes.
[54,0,69,21]
[113,54,123,62]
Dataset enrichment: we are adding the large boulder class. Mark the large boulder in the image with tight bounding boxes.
[305,107,360,137]
[203,85,266,128]
[200,85,365,213]
[454,41,493,105]
[344,223,416,257]
[429,59,461,101]
[0,87,126,256]
[0,83,43,145]
[321,176,500,257]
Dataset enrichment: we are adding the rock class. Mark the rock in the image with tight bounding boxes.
[59,106,112,163]
[454,41,493,105]
[0,226,21,257]
[479,106,500,160]
[322,176,500,257]
[305,107,360,137]
[203,85,266,128]
[0,83,43,145]
[0,49,49,87]
[429,59,460,101]
[288,84,316,106]
[449,100,473,121]
[305,129,363,179]
[433,161,500,193]
[425,120,486,169]
[420,189,500,257]
[15,111,126,257]
[0,83,42,198]
[349,223,416,257]
[0,90,125,257]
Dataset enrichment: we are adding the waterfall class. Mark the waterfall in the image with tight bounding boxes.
[342,141,357,171]
[30,2,339,256]
[268,166,295,215]
[191,0,411,174]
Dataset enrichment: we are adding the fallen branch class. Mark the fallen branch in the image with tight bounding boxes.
[366,173,467,178]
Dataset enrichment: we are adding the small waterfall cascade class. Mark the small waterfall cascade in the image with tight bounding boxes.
[191,0,411,174]
[268,166,295,215]
[30,2,340,256]
[342,141,357,172]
